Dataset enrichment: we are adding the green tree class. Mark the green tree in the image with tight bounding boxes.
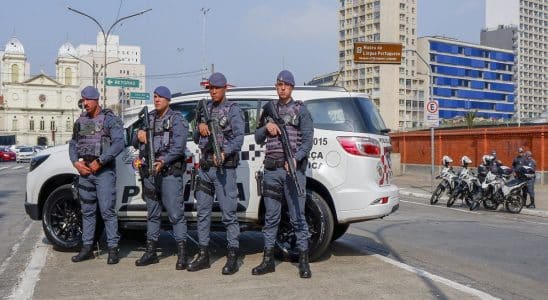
[465,110,478,129]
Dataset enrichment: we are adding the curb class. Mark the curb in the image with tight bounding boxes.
[398,189,548,218]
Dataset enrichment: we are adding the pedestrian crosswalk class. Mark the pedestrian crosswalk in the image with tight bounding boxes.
[0,165,29,172]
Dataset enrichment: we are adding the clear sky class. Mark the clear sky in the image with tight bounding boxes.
[0,0,485,94]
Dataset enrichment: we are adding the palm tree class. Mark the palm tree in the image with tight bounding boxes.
[465,110,478,129]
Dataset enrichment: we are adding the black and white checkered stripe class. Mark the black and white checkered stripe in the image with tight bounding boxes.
[239,143,265,161]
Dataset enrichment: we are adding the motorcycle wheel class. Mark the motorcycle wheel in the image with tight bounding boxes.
[430,184,444,205]
[482,195,498,210]
[446,195,457,207]
[505,194,524,214]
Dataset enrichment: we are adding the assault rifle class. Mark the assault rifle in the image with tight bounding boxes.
[138,106,156,178]
[263,101,305,196]
[197,99,224,173]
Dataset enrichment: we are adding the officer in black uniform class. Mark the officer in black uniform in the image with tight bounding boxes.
[523,151,537,209]
[187,72,245,275]
[512,147,525,170]
[133,86,189,269]
[69,86,124,264]
[253,70,314,278]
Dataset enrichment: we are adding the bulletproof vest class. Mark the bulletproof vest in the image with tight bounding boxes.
[76,111,111,158]
[150,109,175,157]
[265,100,302,159]
[198,100,234,151]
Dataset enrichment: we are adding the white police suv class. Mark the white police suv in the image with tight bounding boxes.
[25,86,399,261]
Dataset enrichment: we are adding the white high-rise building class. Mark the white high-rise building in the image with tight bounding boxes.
[76,33,146,110]
[338,0,423,130]
[483,0,548,120]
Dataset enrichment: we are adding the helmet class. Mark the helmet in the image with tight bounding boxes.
[461,155,472,166]
[442,155,453,166]
[482,154,494,165]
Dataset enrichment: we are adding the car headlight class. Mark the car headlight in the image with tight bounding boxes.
[29,154,50,172]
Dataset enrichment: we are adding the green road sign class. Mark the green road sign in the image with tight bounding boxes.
[130,92,150,100]
[105,77,140,88]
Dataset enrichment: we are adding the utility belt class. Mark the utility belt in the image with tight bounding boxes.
[263,157,307,172]
[140,160,186,177]
[80,155,99,164]
[199,152,239,171]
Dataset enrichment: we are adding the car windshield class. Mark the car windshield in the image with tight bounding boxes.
[20,147,33,152]
[305,97,388,135]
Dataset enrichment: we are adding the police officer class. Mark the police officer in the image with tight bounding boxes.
[512,147,525,170]
[133,86,189,270]
[69,86,124,264]
[252,70,314,278]
[523,151,537,209]
[187,72,244,275]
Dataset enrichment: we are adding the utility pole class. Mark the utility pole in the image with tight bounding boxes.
[67,6,151,107]
[201,7,211,81]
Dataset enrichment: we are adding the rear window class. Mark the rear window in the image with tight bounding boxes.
[305,97,388,135]
[20,147,33,152]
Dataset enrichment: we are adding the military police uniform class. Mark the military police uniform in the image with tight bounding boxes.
[523,151,536,208]
[512,148,526,170]
[68,86,125,264]
[253,70,314,278]
[187,73,244,275]
[133,86,190,269]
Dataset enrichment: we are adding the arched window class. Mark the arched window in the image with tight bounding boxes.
[29,118,35,131]
[65,67,72,85]
[12,116,18,131]
[11,64,19,83]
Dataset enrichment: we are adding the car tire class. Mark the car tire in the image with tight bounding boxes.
[331,223,350,241]
[275,190,334,262]
[42,184,103,251]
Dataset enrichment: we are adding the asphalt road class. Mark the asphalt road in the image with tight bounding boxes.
[1,165,547,299]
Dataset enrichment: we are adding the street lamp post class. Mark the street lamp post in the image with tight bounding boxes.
[69,53,121,89]
[405,49,435,191]
[67,6,151,107]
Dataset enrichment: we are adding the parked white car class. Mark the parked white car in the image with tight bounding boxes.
[25,86,399,261]
[16,146,36,163]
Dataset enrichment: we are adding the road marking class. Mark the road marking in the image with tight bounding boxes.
[371,253,500,300]
[0,166,8,171]
[400,199,482,215]
[8,232,48,300]
[0,222,33,276]
[12,165,25,170]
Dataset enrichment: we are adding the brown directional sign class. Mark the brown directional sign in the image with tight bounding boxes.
[353,43,402,64]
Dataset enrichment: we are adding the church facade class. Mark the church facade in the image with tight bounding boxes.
[0,37,81,146]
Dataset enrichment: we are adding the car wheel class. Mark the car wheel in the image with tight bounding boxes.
[42,184,103,251]
[331,223,350,241]
[275,190,334,262]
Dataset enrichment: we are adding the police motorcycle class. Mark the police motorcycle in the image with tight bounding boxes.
[446,156,480,208]
[430,156,458,205]
[482,165,534,214]
[473,155,503,211]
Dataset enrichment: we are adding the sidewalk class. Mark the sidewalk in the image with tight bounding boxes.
[393,170,548,218]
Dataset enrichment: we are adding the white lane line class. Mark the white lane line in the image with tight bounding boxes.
[8,232,48,300]
[0,223,33,276]
[400,199,482,215]
[0,166,8,171]
[371,253,499,300]
[12,166,25,170]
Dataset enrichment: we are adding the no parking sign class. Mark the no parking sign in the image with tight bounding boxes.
[424,100,439,128]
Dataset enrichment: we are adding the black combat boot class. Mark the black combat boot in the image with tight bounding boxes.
[187,246,210,272]
[526,197,536,209]
[298,250,312,279]
[175,241,188,270]
[71,244,94,263]
[135,240,159,266]
[222,247,239,275]
[107,247,119,265]
[251,248,275,275]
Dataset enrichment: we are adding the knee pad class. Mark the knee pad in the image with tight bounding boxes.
[196,177,215,197]
[263,182,283,201]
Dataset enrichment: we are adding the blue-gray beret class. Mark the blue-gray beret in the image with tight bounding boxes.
[208,72,227,87]
[277,70,295,86]
[81,86,100,100]
[154,86,171,100]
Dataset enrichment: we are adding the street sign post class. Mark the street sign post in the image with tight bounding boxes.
[353,42,402,64]
[424,100,440,128]
[105,77,140,88]
[129,92,150,101]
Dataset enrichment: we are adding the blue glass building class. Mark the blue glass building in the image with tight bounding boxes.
[418,37,515,120]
